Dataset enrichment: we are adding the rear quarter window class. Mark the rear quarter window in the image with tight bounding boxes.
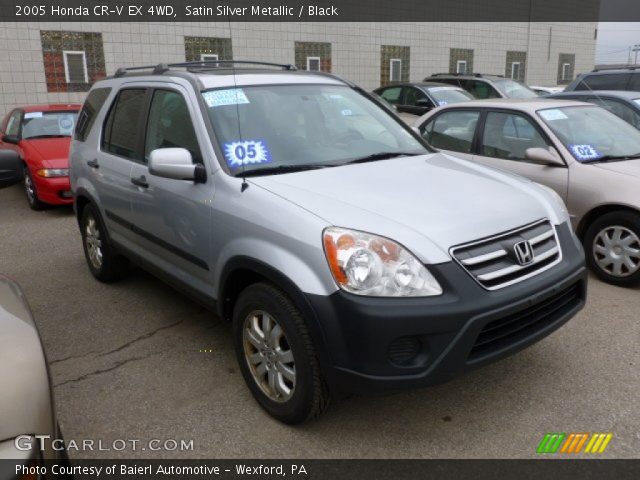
[75,87,112,142]
[575,73,631,91]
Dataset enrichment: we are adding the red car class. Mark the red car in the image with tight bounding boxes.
[0,104,81,209]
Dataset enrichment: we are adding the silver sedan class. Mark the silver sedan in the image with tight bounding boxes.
[414,99,640,287]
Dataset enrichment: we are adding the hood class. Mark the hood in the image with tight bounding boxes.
[592,160,640,179]
[250,153,563,263]
[0,276,54,442]
[23,137,71,168]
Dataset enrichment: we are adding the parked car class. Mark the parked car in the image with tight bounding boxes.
[0,104,81,210]
[530,86,563,96]
[70,61,586,424]
[423,73,539,99]
[0,150,21,188]
[414,98,640,286]
[564,66,640,92]
[373,82,474,120]
[0,273,67,465]
[547,90,640,129]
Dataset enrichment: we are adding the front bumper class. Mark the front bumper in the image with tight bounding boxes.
[32,175,73,205]
[306,222,587,394]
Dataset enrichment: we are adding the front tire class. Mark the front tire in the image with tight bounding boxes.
[80,204,128,282]
[583,211,640,287]
[24,166,46,210]
[233,282,331,424]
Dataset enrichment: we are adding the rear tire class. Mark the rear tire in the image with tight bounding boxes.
[233,282,331,424]
[583,211,640,287]
[24,166,46,211]
[80,203,129,282]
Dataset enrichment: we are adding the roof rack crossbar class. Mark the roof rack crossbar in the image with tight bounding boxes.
[113,60,297,77]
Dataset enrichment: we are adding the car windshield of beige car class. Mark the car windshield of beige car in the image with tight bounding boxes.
[493,79,538,99]
[202,85,428,175]
[538,105,640,163]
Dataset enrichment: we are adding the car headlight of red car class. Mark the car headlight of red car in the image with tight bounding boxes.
[36,168,69,178]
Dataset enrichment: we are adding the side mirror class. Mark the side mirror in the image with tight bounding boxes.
[149,148,206,183]
[3,135,20,145]
[0,150,22,188]
[525,147,565,167]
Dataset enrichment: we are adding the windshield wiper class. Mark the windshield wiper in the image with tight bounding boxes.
[24,134,69,139]
[582,153,640,163]
[343,152,421,165]
[234,163,333,177]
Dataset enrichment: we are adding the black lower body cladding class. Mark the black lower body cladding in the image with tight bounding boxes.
[306,222,587,395]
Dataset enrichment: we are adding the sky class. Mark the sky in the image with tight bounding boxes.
[596,22,640,65]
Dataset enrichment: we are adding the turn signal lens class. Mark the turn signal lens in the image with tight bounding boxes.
[322,227,443,297]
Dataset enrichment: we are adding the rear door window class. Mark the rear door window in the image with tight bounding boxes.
[575,73,631,91]
[75,87,112,142]
[421,110,480,153]
[102,89,148,161]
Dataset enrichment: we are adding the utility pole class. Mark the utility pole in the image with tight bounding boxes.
[633,44,640,65]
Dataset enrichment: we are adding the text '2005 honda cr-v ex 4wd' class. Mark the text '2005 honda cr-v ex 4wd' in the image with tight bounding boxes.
[69,61,587,424]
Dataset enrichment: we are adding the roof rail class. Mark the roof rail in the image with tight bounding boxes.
[114,60,297,77]
[428,72,504,78]
[592,64,640,72]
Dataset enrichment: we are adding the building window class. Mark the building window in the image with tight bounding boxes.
[306,56,321,71]
[390,59,402,82]
[41,31,106,93]
[184,37,232,62]
[505,51,527,82]
[557,53,576,85]
[450,48,474,75]
[381,46,410,86]
[295,42,331,72]
[510,62,521,80]
[63,51,88,83]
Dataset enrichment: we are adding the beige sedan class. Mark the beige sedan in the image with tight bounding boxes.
[414,99,640,287]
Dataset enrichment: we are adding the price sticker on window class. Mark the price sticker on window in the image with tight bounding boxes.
[203,88,250,108]
[569,144,601,161]
[223,140,272,169]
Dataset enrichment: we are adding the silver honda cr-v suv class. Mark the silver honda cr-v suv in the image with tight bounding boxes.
[69,61,587,424]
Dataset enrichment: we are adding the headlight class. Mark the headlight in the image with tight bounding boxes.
[36,168,69,177]
[323,227,443,297]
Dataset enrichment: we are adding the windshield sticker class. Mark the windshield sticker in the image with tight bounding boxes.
[224,140,272,169]
[437,100,448,106]
[569,144,602,161]
[341,109,353,116]
[539,109,568,121]
[59,114,75,133]
[24,112,43,119]
[203,89,250,108]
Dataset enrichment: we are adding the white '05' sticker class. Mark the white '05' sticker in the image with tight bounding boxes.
[223,140,272,169]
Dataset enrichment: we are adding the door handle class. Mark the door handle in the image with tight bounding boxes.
[131,175,149,189]
[87,159,99,169]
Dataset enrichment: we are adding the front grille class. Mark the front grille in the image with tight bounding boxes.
[451,219,561,290]
[468,283,582,362]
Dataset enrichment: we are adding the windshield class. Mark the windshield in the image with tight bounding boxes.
[203,84,428,174]
[538,105,640,162]
[493,79,538,99]
[426,86,474,105]
[22,111,78,139]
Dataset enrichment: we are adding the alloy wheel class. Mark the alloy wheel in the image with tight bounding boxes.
[242,310,296,402]
[85,216,103,270]
[24,172,35,204]
[593,225,640,278]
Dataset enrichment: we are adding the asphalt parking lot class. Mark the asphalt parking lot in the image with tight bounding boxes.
[1,182,639,459]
